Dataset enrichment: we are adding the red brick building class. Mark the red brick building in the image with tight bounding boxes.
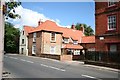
[81,36,95,51]
[95,1,120,52]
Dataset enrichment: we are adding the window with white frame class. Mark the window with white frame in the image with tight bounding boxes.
[73,40,78,44]
[108,0,116,7]
[22,39,24,44]
[51,33,56,42]
[64,38,69,43]
[33,33,36,38]
[33,33,36,42]
[50,46,56,54]
[32,45,36,54]
[74,50,80,55]
[22,31,24,35]
[108,15,116,30]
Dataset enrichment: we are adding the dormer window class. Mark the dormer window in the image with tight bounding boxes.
[108,0,116,7]
[51,33,56,42]
[73,40,78,44]
[64,38,69,43]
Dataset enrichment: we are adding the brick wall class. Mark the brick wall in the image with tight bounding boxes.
[28,33,33,56]
[36,32,42,56]
[81,43,95,51]
[42,31,62,55]
[95,2,120,51]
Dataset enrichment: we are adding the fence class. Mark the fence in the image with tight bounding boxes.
[85,51,120,64]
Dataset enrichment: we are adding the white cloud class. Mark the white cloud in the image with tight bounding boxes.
[6,6,71,29]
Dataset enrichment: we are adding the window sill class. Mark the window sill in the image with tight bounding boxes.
[106,29,116,32]
[51,41,56,43]
[106,5,117,9]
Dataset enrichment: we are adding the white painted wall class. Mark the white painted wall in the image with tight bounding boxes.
[19,29,28,56]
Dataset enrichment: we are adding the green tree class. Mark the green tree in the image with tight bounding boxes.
[3,0,21,53]
[4,22,20,53]
[75,23,94,36]
[4,0,21,19]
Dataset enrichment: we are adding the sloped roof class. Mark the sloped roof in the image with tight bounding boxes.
[81,36,95,43]
[23,26,35,35]
[30,20,63,33]
[60,27,84,42]
[62,44,83,49]
[29,20,84,43]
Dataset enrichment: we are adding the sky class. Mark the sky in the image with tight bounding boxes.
[7,2,95,31]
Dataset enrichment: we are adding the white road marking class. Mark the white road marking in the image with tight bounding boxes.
[9,57,18,60]
[20,59,34,63]
[26,60,34,63]
[41,64,66,72]
[81,74,96,79]
[20,59,26,62]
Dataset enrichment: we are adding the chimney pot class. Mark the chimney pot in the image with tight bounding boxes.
[38,19,43,26]
[80,24,84,33]
[71,24,76,30]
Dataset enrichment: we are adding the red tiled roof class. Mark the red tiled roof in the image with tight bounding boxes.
[30,20,63,33]
[81,36,95,43]
[62,44,83,49]
[29,20,84,43]
[60,27,84,42]
[23,26,35,35]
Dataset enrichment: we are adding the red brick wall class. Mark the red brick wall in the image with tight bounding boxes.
[36,32,42,56]
[95,2,120,51]
[95,2,120,35]
[81,43,95,50]
[28,33,33,56]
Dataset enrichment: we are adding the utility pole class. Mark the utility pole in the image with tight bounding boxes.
[0,0,5,79]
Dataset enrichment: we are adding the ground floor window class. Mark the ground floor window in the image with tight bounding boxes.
[109,44,117,52]
[50,46,56,54]
[21,48,24,54]
[32,44,36,54]
[74,50,80,55]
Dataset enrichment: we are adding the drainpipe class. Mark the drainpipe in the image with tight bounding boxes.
[0,0,5,79]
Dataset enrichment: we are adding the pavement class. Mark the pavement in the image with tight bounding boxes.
[3,54,120,79]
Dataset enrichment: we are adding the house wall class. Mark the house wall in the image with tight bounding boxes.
[41,31,62,55]
[19,29,28,56]
[95,2,120,52]
[81,43,95,51]
[36,32,42,56]
[28,33,33,56]
[28,31,62,56]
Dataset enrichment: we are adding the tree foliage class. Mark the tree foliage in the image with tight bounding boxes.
[4,0,21,19]
[4,22,20,53]
[75,23,94,36]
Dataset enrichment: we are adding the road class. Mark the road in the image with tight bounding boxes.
[3,54,119,79]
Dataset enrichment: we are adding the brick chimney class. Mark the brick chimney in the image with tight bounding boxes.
[80,24,84,33]
[38,19,43,26]
[71,24,76,30]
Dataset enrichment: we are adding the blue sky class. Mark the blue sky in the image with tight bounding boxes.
[9,2,95,31]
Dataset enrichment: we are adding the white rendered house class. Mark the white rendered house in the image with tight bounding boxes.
[19,26,33,56]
